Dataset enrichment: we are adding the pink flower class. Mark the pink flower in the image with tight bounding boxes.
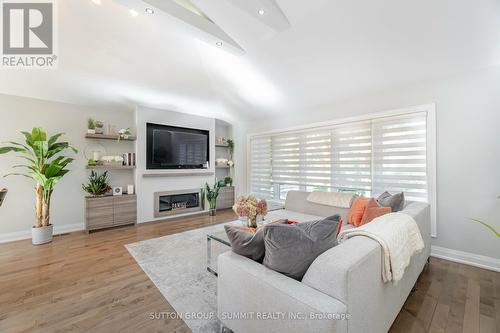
[256,199,268,216]
[233,196,268,218]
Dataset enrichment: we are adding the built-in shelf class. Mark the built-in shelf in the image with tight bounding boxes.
[215,144,229,148]
[86,165,136,170]
[216,165,230,169]
[142,170,215,177]
[85,133,137,141]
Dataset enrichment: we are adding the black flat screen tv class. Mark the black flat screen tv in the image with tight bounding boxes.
[146,123,209,170]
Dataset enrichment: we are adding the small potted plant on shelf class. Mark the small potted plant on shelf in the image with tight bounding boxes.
[87,118,96,134]
[204,181,221,216]
[224,176,233,187]
[82,171,112,197]
[227,139,234,159]
[117,128,131,142]
[0,127,77,245]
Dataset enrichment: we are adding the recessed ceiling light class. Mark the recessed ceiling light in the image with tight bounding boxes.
[215,42,223,47]
[257,9,265,15]
[129,9,139,17]
[145,8,154,15]
[91,0,101,4]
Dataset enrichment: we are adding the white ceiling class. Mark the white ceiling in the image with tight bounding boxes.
[0,0,499,122]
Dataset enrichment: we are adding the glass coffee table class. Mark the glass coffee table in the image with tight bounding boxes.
[206,230,231,276]
[206,214,282,276]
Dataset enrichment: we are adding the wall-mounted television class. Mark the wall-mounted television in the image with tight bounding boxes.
[146,123,209,170]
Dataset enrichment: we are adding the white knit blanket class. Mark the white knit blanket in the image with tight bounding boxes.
[306,191,355,208]
[338,213,424,283]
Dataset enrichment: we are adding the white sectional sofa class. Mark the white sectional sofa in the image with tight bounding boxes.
[217,191,431,333]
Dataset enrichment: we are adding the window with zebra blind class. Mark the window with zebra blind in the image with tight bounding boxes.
[248,104,437,234]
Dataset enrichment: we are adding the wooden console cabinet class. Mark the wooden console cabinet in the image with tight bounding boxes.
[217,186,235,210]
[85,194,137,232]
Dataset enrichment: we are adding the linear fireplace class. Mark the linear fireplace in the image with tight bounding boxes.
[154,189,203,218]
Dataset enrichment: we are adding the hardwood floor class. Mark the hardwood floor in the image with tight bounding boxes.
[390,258,499,333]
[0,210,237,333]
[0,210,498,333]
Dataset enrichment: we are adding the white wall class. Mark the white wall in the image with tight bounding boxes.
[232,121,248,197]
[245,66,500,261]
[135,106,217,223]
[0,94,134,239]
[0,97,245,239]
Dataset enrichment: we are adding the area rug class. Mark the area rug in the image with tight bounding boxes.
[125,223,231,333]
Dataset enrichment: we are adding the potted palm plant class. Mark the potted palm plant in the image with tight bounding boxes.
[204,181,221,216]
[0,128,77,245]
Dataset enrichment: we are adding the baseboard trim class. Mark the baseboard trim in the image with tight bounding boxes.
[431,245,500,272]
[0,223,84,244]
[138,210,209,224]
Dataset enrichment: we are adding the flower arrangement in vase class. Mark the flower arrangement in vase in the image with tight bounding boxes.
[233,195,268,228]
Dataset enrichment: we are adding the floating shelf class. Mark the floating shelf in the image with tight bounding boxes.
[85,133,137,141]
[215,144,229,148]
[86,165,136,170]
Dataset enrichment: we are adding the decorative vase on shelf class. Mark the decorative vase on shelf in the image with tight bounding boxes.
[247,216,258,228]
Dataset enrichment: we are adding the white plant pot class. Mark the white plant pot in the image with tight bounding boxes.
[87,129,96,134]
[32,225,53,245]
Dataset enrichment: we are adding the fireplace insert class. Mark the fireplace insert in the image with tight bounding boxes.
[154,189,203,218]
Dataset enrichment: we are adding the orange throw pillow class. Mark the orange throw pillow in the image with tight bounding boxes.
[347,196,369,227]
[360,199,392,226]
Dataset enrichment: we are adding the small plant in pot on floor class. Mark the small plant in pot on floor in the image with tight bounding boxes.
[0,128,77,245]
[82,171,111,197]
[205,181,220,216]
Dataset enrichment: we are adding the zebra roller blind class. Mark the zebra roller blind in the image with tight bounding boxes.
[249,111,429,202]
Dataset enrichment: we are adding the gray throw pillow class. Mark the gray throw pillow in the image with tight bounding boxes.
[224,220,288,262]
[377,191,405,212]
[262,215,340,281]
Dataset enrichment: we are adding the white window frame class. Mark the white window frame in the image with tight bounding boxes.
[247,104,437,237]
